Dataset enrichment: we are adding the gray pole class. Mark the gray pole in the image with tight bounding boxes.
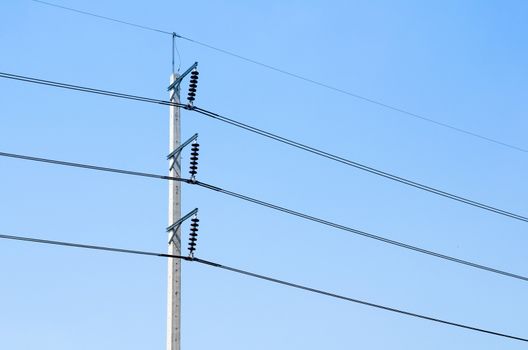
[167,73,181,350]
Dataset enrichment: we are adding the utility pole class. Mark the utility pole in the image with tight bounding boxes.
[167,72,181,350]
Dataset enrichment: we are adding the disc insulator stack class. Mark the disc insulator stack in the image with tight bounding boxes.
[187,69,199,105]
[189,141,199,179]
[188,216,199,256]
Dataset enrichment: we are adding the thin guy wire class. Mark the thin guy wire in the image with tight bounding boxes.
[1,150,527,283]
[0,71,526,224]
[29,0,528,154]
[1,233,527,343]
[31,0,173,35]
[173,33,182,73]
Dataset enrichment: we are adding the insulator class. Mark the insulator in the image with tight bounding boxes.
[187,69,199,104]
[189,143,199,177]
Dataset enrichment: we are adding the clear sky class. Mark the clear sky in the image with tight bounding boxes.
[1,1,527,349]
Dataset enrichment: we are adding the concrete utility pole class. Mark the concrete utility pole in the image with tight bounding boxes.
[167,73,181,350]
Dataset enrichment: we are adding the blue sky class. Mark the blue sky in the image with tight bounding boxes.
[1,1,527,349]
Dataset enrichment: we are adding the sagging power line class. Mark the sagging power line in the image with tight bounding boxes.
[1,232,527,344]
[1,150,527,283]
[1,71,526,225]
[29,0,528,154]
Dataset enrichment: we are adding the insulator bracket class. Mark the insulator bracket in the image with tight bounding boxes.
[167,133,198,171]
[167,208,199,244]
[167,61,198,91]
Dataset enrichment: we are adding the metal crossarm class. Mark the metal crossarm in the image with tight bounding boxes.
[167,133,198,160]
[167,62,198,91]
[167,208,199,245]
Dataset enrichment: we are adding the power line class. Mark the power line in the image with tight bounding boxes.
[29,0,528,154]
[1,71,526,225]
[0,233,186,259]
[2,150,527,283]
[197,258,528,343]
[1,232,527,343]
[193,180,528,282]
[191,106,528,224]
[0,151,187,182]
[0,71,186,108]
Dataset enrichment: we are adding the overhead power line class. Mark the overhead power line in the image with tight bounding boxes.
[0,72,186,108]
[1,71,526,225]
[0,151,186,182]
[0,233,185,259]
[1,150,527,283]
[30,0,528,154]
[191,106,528,224]
[1,232,527,343]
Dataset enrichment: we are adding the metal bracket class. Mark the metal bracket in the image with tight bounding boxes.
[167,62,198,91]
[167,133,198,171]
[167,208,198,244]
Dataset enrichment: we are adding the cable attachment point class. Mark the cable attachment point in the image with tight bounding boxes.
[189,140,199,181]
[187,69,199,106]
[188,214,200,257]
